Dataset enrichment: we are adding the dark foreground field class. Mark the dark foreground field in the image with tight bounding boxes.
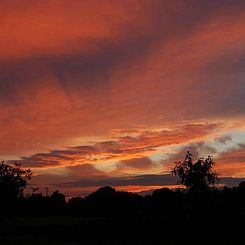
[0,215,244,245]
[1,185,245,245]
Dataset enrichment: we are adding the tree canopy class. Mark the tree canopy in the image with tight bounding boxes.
[0,161,32,200]
[172,151,219,191]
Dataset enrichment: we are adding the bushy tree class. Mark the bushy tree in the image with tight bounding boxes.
[172,151,219,191]
[0,161,32,200]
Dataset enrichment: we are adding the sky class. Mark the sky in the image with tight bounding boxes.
[0,0,245,197]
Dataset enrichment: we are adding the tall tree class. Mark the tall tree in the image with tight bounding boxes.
[172,151,219,191]
[0,161,32,200]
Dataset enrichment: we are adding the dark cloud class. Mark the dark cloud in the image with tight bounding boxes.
[31,163,107,186]
[54,174,245,190]
[20,146,99,167]
[215,135,232,144]
[55,174,178,188]
[66,163,106,177]
[221,177,245,187]
[117,157,155,170]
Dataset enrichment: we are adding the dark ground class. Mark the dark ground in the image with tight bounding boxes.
[1,186,245,244]
[0,216,244,245]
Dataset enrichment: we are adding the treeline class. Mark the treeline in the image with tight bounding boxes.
[4,183,245,219]
[1,184,245,243]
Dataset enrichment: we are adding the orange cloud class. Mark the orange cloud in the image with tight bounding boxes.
[19,122,220,170]
[0,0,152,60]
[215,144,245,177]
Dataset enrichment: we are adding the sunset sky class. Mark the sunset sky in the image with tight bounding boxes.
[1,0,245,197]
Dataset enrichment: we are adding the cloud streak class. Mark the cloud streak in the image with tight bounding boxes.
[20,123,219,169]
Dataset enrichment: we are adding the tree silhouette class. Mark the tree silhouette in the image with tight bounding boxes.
[0,161,32,200]
[172,151,219,191]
